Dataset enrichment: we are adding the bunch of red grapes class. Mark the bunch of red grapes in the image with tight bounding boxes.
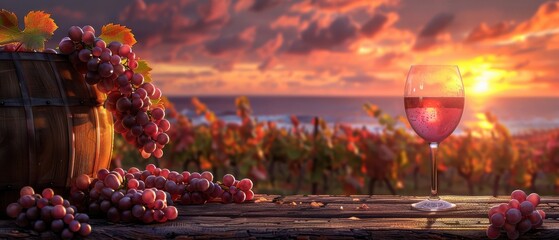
[5,187,92,239]
[486,190,545,239]
[69,164,255,223]
[70,168,178,223]
[58,25,170,159]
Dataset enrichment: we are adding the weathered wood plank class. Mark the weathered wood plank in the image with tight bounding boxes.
[1,195,558,239]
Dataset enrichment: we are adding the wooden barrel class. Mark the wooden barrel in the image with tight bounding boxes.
[0,52,113,210]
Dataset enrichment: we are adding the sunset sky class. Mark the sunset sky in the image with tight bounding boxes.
[5,0,559,96]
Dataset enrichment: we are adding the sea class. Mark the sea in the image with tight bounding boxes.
[167,96,559,135]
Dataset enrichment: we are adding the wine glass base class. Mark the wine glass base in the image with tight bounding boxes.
[411,199,456,212]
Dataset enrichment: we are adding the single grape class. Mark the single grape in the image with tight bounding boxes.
[110,55,121,65]
[151,88,162,99]
[223,174,235,187]
[82,31,95,45]
[52,205,67,219]
[51,219,64,232]
[78,49,92,62]
[42,188,55,199]
[142,189,156,204]
[508,199,520,209]
[153,148,164,158]
[61,228,74,239]
[526,193,540,207]
[511,189,527,202]
[144,122,158,136]
[15,212,28,227]
[238,178,253,191]
[20,186,35,196]
[63,213,74,224]
[19,195,36,208]
[537,209,546,219]
[519,201,534,216]
[25,206,39,220]
[128,178,140,189]
[119,44,131,56]
[517,218,532,234]
[144,141,157,153]
[158,119,171,132]
[131,73,144,86]
[116,97,132,112]
[246,190,255,201]
[506,229,519,240]
[233,190,246,203]
[198,179,211,192]
[98,168,110,180]
[164,206,178,220]
[100,51,112,62]
[222,191,233,203]
[78,223,92,236]
[33,220,47,232]
[6,203,22,218]
[108,41,123,54]
[37,198,49,209]
[107,207,121,223]
[68,26,83,42]
[529,210,542,224]
[99,62,114,77]
[505,208,522,224]
[141,82,156,96]
[486,225,500,239]
[105,173,121,190]
[142,209,155,223]
[51,195,64,205]
[75,174,91,191]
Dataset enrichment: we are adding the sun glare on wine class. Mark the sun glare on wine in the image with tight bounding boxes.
[425,107,438,123]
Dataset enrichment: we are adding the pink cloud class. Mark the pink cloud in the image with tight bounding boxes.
[50,6,85,21]
[213,61,235,72]
[290,0,398,13]
[360,12,399,38]
[258,57,278,71]
[205,27,256,56]
[270,15,303,29]
[287,15,359,53]
[465,21,515,42]
[257,33,284,57]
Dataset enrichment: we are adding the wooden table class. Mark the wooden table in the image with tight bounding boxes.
[1,195,558,239]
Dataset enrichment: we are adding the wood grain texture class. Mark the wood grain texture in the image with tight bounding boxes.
[1,195,558,239]
[0,52,113,213]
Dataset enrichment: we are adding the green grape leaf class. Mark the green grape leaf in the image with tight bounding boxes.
[99,24,137,46]
[21,11,58,50]
[0,10,57,50]
[0,9,21,44]
[135,59,153,83]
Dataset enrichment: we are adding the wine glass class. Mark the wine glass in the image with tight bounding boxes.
[404,65,464,211]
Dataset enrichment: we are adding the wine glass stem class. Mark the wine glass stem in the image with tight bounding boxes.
[429,142,440,200]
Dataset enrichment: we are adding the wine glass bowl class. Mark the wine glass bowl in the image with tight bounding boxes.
[404,65,464,211]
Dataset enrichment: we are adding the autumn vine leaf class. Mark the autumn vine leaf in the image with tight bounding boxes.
[0,9,19,44]
[0,10,57,50]
[135,60,153,83]
[99,24,137,46]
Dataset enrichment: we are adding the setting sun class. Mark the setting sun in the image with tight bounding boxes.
[472,79,490,94]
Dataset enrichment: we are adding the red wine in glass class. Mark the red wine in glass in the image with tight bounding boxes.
[404,65,464,211]
[404,97,464,143]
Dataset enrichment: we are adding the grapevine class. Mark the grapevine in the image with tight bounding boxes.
[0,9,170,158]
[58,25,170,159]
